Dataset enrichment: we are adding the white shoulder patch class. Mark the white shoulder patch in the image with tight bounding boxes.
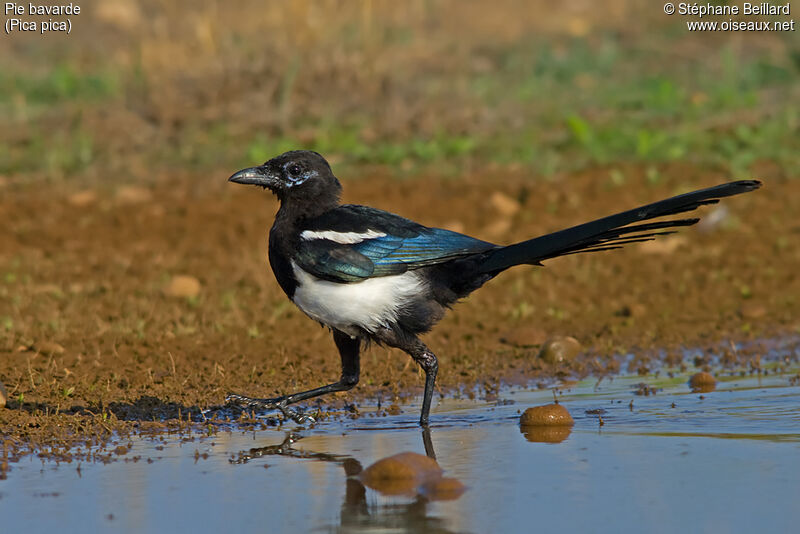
[300,229,387,244]
[290,261,425,336]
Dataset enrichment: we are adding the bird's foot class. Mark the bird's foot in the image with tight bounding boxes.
[225,392,280,410]
[225,393,315,425]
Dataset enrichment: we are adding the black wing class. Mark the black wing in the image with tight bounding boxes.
[295,205,497,283]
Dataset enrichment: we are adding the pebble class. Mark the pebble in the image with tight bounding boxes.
[67,190,98,207]
[489,191,521,217]
[538,336,581,364]
[520,425,573,443]
[165,275,201,298]
[419,477,467,501]
[499,326,548,348]
[0,381,7,408]
[739,302,767,320]
[520,403,574,426]
[359,452,443,496]
[689,372,716,393]
[116,186,152,204]
[34,341,65,355]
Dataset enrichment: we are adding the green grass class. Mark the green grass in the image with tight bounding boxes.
[3,31,798,180]
[0,63,119,107]
[185,35,799,178]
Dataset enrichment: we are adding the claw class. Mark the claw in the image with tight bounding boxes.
[226,393,279,410]
[225,393,314,425]
[290,411,316,424]
[275,403,315,425]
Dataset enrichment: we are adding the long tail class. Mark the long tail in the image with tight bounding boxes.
[478,180,761,274]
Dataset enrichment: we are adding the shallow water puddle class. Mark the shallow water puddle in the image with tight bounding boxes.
[2,370,799,533]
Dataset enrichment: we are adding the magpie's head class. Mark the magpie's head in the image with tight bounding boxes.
[228,150,342,204]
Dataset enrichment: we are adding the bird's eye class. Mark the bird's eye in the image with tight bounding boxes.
[287,164,302,177]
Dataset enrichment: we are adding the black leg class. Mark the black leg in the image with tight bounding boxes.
[421,426,436,460]
[413,344,438,426]
[374,328,438,426]
[227,330,361,416]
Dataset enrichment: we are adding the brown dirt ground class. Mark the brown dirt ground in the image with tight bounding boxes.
[1,164,798,464]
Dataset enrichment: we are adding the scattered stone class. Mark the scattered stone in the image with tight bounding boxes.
[689,372,716,393]
[739,302,767,320]
[538,336,581,364]
[0,381,7,408]
[499,326,547,348]
[165,275,201,298]
[359,452,442,496]
[116,186,152,204]
[68,190,98,207]
[520,403,574,426]
[520,425,573,443]
[34,341,65,355]
[419,477,467,501]
[489,191,520,217]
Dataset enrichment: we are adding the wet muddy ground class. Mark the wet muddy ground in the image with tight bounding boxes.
[2,342,798,532]
[0,167,798,463]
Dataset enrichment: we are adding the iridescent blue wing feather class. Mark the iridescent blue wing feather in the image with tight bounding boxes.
[357,229,496,276]
[295,205,497,283]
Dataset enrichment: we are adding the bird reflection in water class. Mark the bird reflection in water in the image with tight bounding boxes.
[230,427,465,533]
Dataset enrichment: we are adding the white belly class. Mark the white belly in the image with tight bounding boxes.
[291,261,425,336]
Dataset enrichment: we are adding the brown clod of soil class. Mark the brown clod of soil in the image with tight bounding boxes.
[538,337,582,364]
[520,404,574,426]
[499,325,548,348]
[33,341,65,355]
[420,477,467,501]
[115,185,152,204]
[740,302,767,320]
[67,190,98,207]
[489,191,521,216]
[0,381,7,408]
[520,425,573,443]
[359,452,443,496]
[164,275,201,298]
[689,372,717,393]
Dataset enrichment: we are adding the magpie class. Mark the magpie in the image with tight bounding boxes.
[227,150,760,425]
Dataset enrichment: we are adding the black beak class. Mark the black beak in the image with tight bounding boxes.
[228,166,278,189]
